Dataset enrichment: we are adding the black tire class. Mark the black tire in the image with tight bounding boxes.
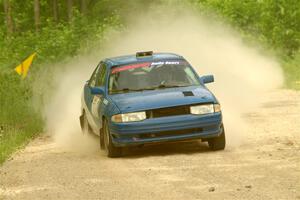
[103,119,122,157]
[99,127,105,150]
[208,125,226,151]
[82,112,92,135]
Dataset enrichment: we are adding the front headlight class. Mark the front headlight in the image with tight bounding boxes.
[111,111,146,123]
[213,104,221,112]
[190,104,221,115]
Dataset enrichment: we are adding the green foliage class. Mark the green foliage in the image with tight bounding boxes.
[0,16,122,69]
[192,0,300,57]
[282,51,300,90]
[0,120,42,164]
[0,71,43,164]
[0,72,33,124]
[0,0,124,164]
[191,0,300,90]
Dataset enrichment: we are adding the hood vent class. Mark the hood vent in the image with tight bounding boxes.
[182,91,194,97]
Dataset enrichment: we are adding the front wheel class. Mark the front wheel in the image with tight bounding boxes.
[103,119,122,157]
[207,125,226,151]
[81,112,92,135]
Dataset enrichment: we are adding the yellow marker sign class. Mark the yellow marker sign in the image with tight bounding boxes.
[14,53,36,79]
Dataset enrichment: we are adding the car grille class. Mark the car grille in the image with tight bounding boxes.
[146,105,190,118]
[137,127,203,139]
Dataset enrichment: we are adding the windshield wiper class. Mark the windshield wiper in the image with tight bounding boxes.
[158,84,179,88]
[109,84,191,94]
[156,84,191,89]
[109,87,156,94]
[135,84,191,91]
[110,88,139,94]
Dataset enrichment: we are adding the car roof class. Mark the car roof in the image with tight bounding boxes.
[104,52,184,67]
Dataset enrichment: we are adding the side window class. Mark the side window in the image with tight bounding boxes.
[89,64,101,87]
[96,63,107,87]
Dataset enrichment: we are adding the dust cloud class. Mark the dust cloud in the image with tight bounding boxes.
[43,4,283,152]
[42,58,100,153]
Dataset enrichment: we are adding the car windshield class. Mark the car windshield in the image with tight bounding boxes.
[108,60,200,94]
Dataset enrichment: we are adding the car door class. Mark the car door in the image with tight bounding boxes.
[84,63,102,131]
[90,63,108,133]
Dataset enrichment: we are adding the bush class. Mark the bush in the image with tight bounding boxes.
[0,71,43,164]
[282,51,300,90]
[191,0,300,57]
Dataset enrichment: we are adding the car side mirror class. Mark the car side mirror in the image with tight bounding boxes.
[201,75,214,84]
[91,86,105,95]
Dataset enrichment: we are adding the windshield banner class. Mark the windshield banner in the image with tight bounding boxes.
[111,60,186,74]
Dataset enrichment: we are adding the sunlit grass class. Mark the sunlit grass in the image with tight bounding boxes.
[282,53,300,90]
[0,73,43,165]
[0,128,40,164]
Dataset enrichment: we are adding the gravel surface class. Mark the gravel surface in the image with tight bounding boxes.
[0,90,299,200]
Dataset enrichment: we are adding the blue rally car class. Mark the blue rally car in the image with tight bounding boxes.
[80,51,225,157]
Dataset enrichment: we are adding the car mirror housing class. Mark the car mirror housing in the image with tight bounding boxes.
[201,75,214,84]
[91,86,105,95]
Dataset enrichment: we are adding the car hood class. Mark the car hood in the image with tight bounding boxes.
[108,85,217,113]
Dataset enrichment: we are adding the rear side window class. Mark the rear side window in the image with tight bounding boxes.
[96,63,107,87]
[89,62,107,87]
[89,64,101,87]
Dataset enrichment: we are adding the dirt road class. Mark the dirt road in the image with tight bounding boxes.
[0,90,299,200]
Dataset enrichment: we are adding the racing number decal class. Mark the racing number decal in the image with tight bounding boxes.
[91,95,102,118]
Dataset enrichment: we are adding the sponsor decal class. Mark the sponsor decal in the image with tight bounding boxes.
[91,95,101,118]
[151,61,164,66]
[111,62,151,74]
[103,98,108,105]
[165,61,180,65]
[111,60,185,74]
[151,61,181,66]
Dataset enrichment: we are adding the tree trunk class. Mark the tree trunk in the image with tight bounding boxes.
[53,0,58,23]
[67,0,73,22]
[34,0,40,32]
[80,0,87,14]
[3,0,13,35]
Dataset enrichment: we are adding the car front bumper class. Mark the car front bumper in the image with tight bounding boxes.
[109,112,223,147]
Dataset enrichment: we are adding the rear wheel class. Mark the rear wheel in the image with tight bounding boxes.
[103,119,122,157]
[99,127,105,150]
[208,125,226,151]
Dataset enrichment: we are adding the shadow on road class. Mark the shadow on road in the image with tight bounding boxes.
[121,140,212,158]
[85,132,213,158]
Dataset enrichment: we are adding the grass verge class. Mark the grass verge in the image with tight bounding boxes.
[0,126,41,164]
[0,72,43,165]
[282,53,300,90]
